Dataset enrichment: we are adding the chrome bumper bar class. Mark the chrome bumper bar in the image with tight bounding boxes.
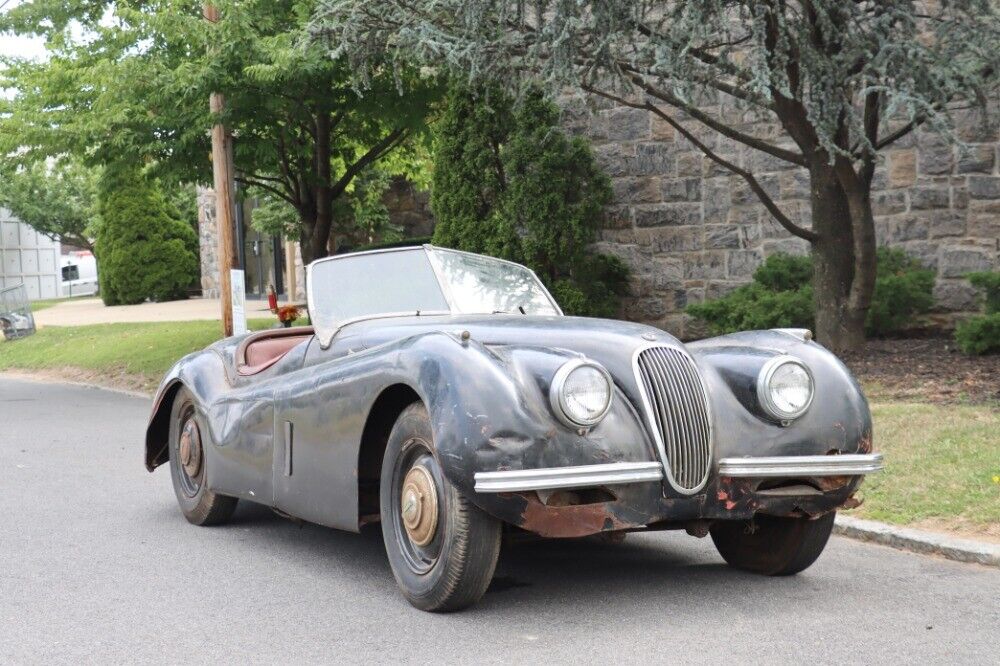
[718,453,884,477]
[474,462,663,493]
[473,453,883,494]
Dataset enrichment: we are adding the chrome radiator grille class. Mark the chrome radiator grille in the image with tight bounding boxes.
[634,346,712,493]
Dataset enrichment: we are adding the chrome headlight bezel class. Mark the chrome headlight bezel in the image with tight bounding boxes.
[549,359,613,428]
[756,356,814,422]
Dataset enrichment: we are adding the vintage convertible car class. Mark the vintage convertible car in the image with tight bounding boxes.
[145,245,882,611]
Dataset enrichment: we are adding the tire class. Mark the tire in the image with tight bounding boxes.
[710,511,835,576]
[167,387,238,526]
[380,402,502,612]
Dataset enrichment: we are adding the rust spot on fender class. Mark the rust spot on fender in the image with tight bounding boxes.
[518,496,633,538]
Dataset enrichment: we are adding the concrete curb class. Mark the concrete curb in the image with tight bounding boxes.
[0,371,153,400]
[835,515,999,568]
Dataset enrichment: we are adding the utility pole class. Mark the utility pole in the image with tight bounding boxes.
[204,2,238,336]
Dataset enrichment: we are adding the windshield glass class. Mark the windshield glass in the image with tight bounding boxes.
[308,248,449,337]
[308,246,560,345]
[427,248,559,316]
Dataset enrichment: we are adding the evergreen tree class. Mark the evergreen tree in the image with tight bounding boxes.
[95,167,199,305]
[431,86,627,317]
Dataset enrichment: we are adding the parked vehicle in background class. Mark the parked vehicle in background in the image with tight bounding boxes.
[145,245,884,611]
[1,284,36,340]
[61,252,99,297]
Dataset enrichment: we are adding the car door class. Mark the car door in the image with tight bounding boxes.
[271,333,369,532]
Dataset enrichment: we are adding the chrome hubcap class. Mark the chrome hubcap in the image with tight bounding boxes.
[400,465,438,547]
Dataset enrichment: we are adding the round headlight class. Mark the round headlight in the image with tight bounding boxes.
[550,360,613,428]
[757,356,814,421]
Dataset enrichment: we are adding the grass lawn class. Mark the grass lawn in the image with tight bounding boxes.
[846,402,999,537]
[2,320,997,539]
[0,319,279,391]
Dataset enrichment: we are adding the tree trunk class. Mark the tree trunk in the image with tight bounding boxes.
[809,165,870,353]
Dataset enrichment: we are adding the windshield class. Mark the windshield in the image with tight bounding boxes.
[308,248,450,338]
[307,246,560,345]
[427,248,560,316]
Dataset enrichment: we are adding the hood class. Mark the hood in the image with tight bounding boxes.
[339,314,685,383]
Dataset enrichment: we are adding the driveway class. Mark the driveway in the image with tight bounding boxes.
[32,297,276,327]
[2,376,997,664]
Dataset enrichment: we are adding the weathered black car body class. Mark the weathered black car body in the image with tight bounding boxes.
[146,246,882,610]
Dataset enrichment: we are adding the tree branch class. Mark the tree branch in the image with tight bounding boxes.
[329,127,407,199]
[625,74,808,167]
[235,175,297,207]
[584,85,819,243]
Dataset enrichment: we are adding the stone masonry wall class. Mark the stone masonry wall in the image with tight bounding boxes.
[561,96,1000,338]
[197,186,220,299]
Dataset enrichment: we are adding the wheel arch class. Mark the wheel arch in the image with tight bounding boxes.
[145,379,185,471]
[356,383,423,524]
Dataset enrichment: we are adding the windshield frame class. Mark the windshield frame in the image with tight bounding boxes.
[306,245,563,346]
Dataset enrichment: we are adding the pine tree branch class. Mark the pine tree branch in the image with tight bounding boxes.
[583,85,819,244]
[625,74,808,167]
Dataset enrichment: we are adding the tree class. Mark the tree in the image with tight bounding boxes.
[95,166,199,305]
[0,159,99,251]
[313,0,1000,351]
[431,85,627,317]
[0,0,441,265]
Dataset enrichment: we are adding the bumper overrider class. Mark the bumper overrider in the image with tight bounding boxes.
[474,454,884,493]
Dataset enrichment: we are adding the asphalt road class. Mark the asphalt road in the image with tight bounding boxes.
[2,377,998,665]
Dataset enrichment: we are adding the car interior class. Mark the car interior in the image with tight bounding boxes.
[236,326,314,376]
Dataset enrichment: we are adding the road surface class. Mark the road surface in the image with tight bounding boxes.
[2,377,997,664]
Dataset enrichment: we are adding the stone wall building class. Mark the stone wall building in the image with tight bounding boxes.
[195,102,998,335]
[559,97,999,337]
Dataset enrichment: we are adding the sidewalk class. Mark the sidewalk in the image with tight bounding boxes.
[32,297,276,326]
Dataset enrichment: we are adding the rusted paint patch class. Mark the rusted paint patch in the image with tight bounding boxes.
[518,495,634,538]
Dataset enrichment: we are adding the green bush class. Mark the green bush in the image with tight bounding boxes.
[866,249,935,336]
[955,313,1000,355]
[687,249,934,337]
[431,84,626,317]
[967,272,1000,314]
[95,167,199,305]
[954,271,1000,355]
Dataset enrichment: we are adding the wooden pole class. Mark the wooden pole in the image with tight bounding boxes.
[205,3,238,337]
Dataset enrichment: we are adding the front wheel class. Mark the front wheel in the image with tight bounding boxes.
[380,402,502,612]
[710,512,835,576]
[168,388,238,526]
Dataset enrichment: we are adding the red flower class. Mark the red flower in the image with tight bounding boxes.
[277,305,301,323]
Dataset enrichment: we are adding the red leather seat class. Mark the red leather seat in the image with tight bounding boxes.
[237,327,313,376]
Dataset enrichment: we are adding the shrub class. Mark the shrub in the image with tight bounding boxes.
[431,84,625,317]
[954,271,1000,355]
[95,167,199,305]
[967,272,1000,314]
[687,249,934,337]
[955,313,1000,355]
[686,264,815,336]
[866,248,935,337]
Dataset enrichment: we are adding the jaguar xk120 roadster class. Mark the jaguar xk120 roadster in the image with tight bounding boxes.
[146,245,882,611]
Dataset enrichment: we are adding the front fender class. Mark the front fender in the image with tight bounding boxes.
[144,344,236,471]
[410,338,657,518]
[688,330,873,462]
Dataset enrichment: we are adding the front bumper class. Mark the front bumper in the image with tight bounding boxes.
[474,454,884,493]
[474,462,664,493]
[471,454,883,538]
[718,453,884,477]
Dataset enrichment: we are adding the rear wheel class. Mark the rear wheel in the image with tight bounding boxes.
[710,512,835,576]
[168,388,237,526]
[380,402,501,612]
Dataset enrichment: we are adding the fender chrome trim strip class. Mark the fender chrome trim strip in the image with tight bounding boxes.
[718,453,884,477]
[474,462,664,493]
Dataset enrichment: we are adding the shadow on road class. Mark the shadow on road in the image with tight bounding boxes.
[186,498,805,612]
